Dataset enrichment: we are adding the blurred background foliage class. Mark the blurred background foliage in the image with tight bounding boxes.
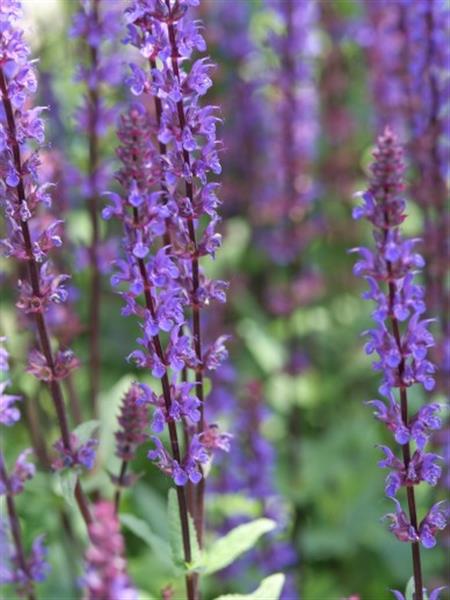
[0,1,448,599]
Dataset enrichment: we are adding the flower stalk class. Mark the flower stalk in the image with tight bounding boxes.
[0,0,92,528]
[352,128,448,600]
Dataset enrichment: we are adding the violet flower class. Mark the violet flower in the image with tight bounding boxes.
[0,338,21,426]
[82,501,137,600]
[352,128,448,599]
[0,0,93,526]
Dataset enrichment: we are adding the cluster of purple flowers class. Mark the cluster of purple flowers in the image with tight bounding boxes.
[352,128,448,596]
[82,501,137,600]
[0,340,49,597]
[104,0,230,489]
[0,0,98,475]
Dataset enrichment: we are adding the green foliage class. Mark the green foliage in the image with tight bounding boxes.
[121,513,174,572]
[214,573,286,600]
[54,469,77,508]
[201,518,276,575]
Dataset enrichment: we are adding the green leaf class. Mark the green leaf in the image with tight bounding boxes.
[167,488,201,569]
[405,577,415,600]
[203,518,276,575]
[55,470,77,507]
[404,577,429,600]
[214,573,286,600]
[72,419,100,445]
[120,513,174,571]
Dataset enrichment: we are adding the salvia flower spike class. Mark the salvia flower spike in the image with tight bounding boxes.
[351,128,448,600]
[105,1,230,596]
[0,0,93,527]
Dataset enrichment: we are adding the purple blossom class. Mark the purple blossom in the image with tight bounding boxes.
[52,434,98,472]
[418,501,450,549]
[0,522,50,589]
[383,499,419,544]
[82,501,137,600]
[147,434,209,486]
[0,450,35,496]
[0,378,21,427]
[378,446,442,497]
[391,588,447,600]
[0,391,20,429]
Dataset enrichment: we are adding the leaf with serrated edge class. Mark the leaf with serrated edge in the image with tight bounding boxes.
[213,573,285,600]
[203,518,276,575]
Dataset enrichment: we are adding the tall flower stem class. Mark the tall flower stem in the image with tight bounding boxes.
[131,206,194,599]
[0,68,92,529]
[166,12,206,549]
[87,0,101,419]
[0,455,36,600]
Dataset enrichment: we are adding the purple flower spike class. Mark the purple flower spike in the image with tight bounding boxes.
[107,0,231,502]
[352,128,448,595]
